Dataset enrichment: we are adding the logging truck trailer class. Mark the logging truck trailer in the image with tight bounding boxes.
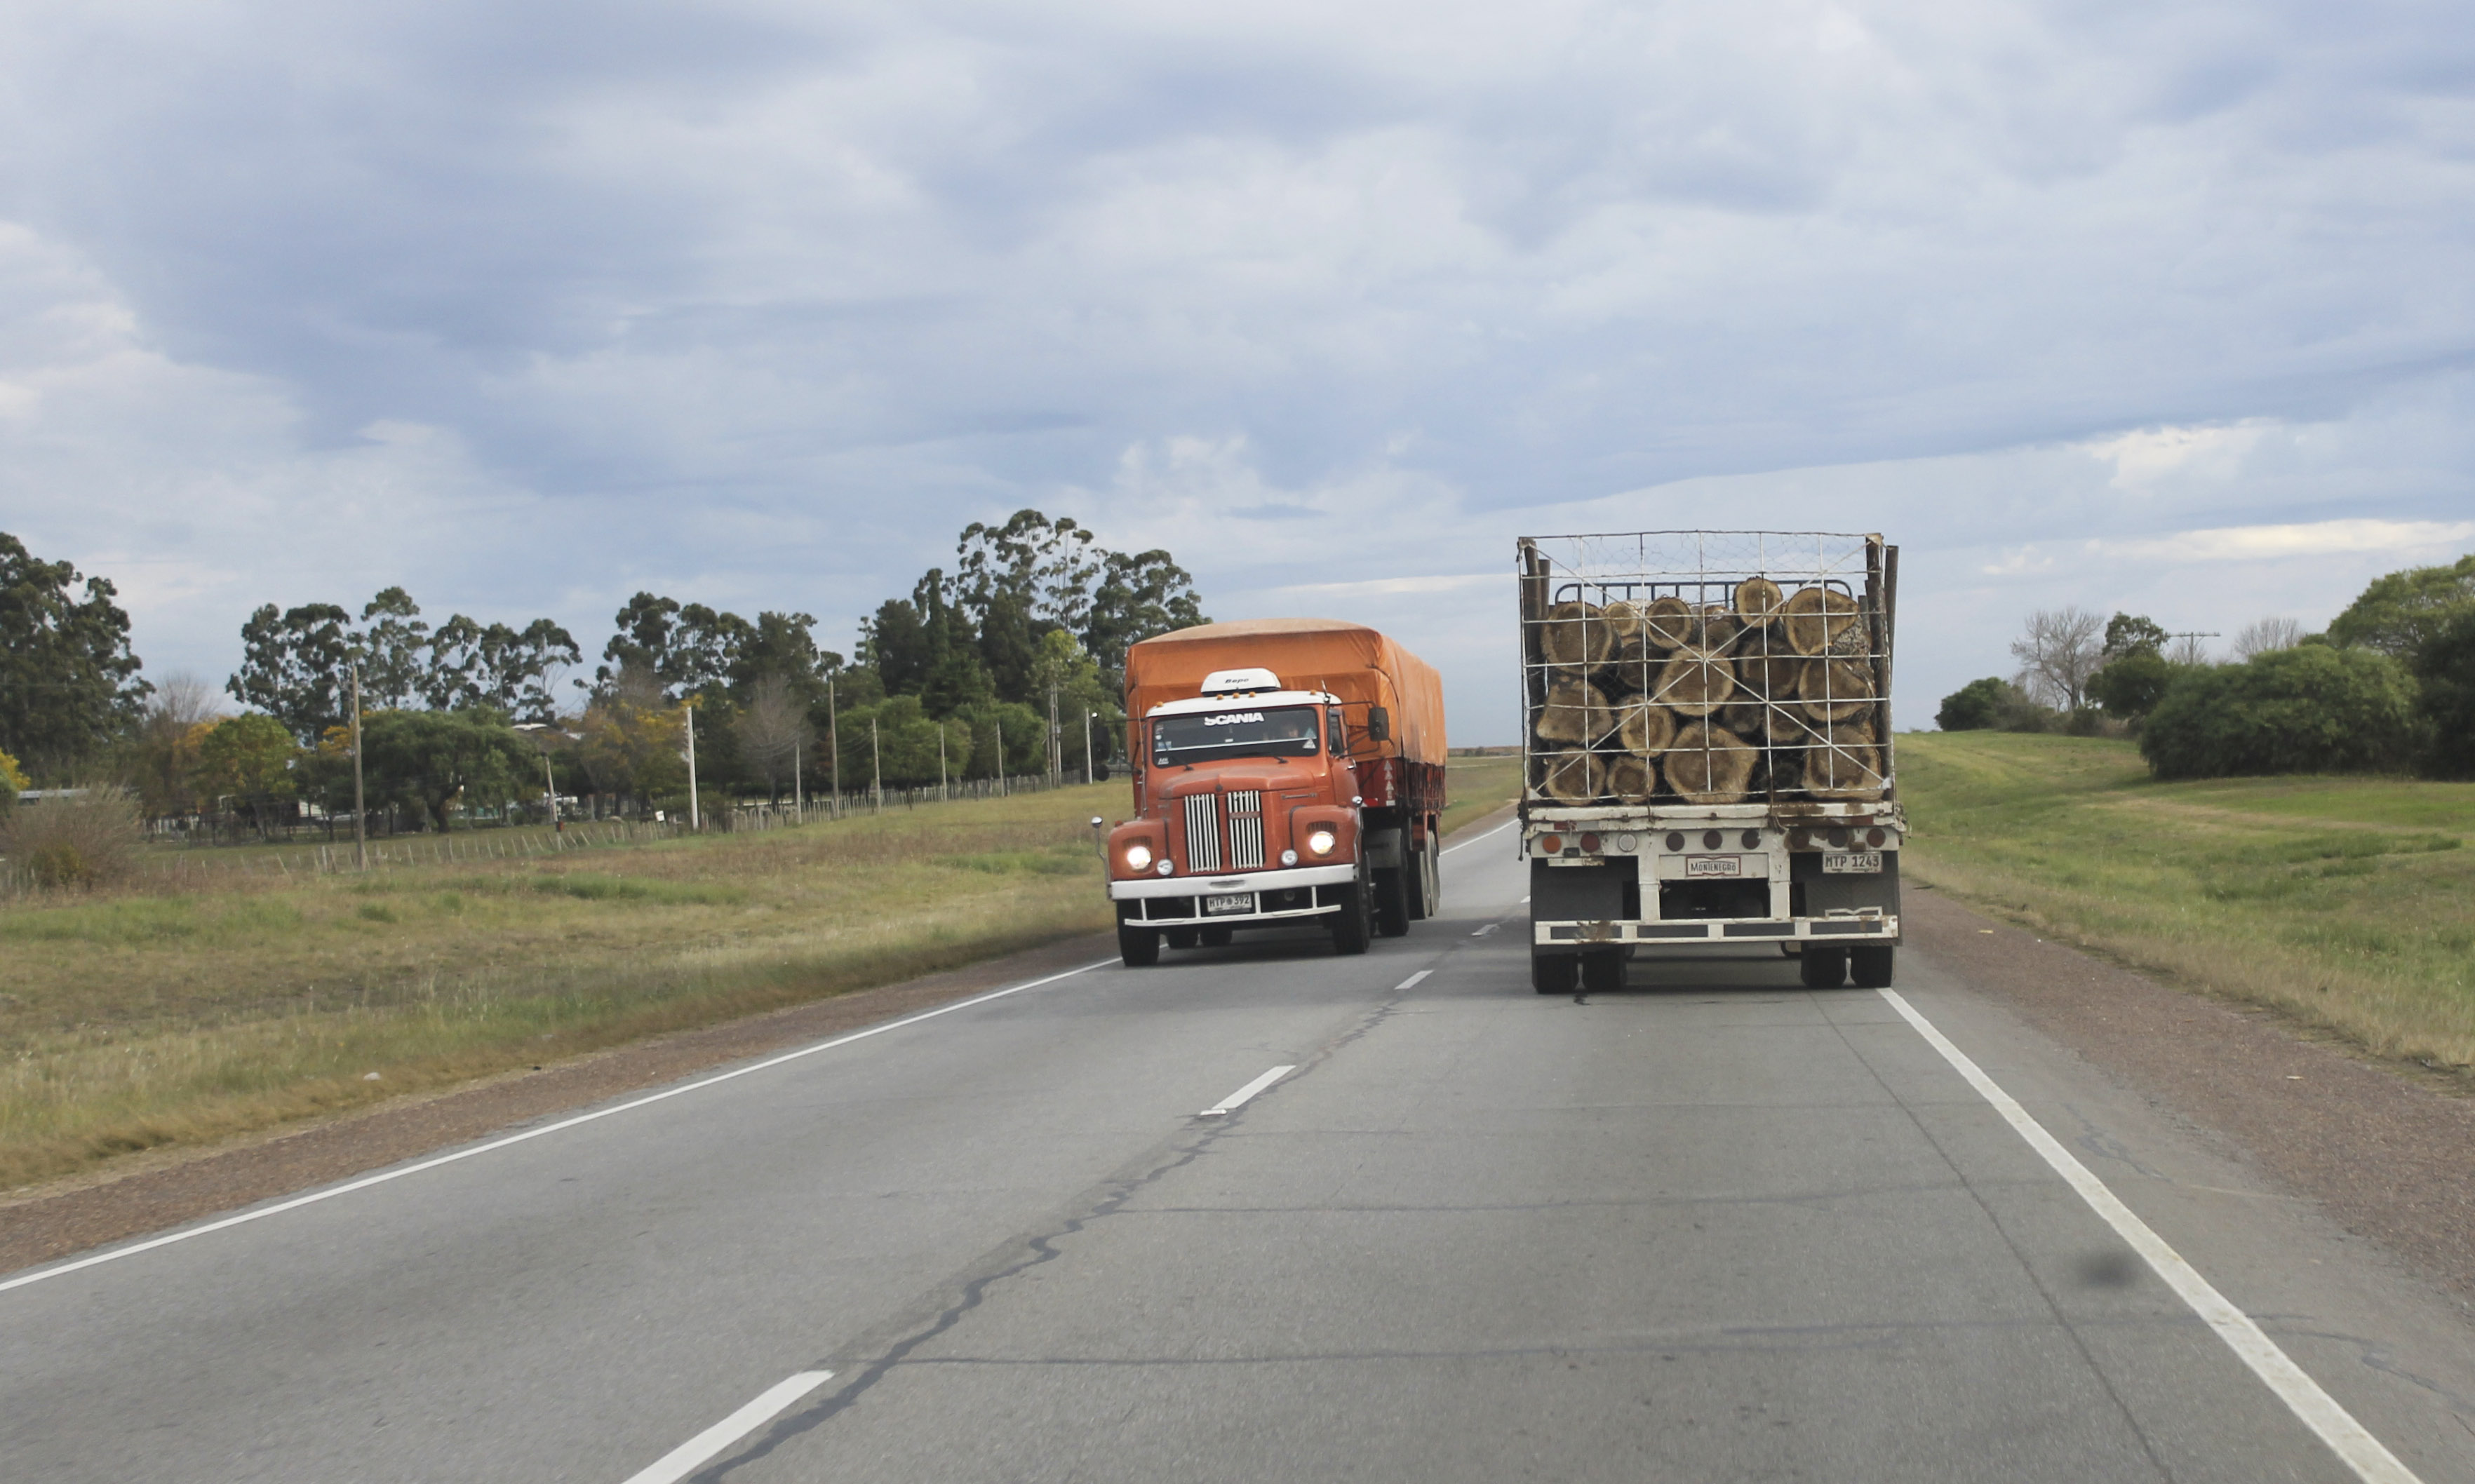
[1519,531,1905,995]
[1104,619,1448,968]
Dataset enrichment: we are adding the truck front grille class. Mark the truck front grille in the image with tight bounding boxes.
[1227,790,1264,869]
[1183,793,1222,872]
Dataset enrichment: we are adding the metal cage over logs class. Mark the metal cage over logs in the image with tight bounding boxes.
[1517,530,1898,811]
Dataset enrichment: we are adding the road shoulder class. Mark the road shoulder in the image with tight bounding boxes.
[1905,884,2475,1304]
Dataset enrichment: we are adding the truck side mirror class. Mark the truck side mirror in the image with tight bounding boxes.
[1365,706,1391,743]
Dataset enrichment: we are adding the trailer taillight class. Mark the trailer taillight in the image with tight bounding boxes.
[1538,832,1564,854]
[1579,832,1601,854]
[1867,828,1886,847]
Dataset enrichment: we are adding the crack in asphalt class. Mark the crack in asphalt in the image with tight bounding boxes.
[692,945,1461,1480]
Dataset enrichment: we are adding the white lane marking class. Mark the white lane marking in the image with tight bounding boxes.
[1394,970,1431,991]
[1520,895,1529,904]
[1,959,1118,1296]
[622,1370,834,1484]
[1878,989,2420,1484]
[1471,923,1499,936]
[1201,1065,1295,1117]
[1440,819,1514,855]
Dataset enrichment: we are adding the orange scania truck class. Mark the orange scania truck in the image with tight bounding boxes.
[1104,618,1448,966]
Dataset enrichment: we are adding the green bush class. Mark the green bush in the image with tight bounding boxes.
[2140,647,2423,779]
[1936,677,2008,731]
[2087,650,2176,718]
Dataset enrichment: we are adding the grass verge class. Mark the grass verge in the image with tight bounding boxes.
[1,757,1525,1192]
[1898,732,2475,1077]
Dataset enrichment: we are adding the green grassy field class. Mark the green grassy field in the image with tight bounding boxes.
[1897,732,2475,1075]
[0,757,1525,1192]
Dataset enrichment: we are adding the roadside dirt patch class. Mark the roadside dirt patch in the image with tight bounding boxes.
[1908,886,2475,1301]
[0,932,1117,1277]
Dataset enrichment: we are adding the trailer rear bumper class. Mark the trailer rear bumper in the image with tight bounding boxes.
[1533,914,1899,945]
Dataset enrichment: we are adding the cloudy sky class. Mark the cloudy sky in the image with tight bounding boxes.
[3,0,2470,742]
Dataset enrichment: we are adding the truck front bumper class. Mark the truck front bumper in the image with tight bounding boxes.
[1533,913,1900,946]
[1111,861,1357,926]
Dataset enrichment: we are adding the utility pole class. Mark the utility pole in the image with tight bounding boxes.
[1047,686,1061,788]
[870,717,882,814]
[995,720,1006,797]
[938,724,948,800]
[793,740,803,821]
[350,663,367,871]
[827,678,840,819]
[1082,710,1094,786]
[685,701,700,831]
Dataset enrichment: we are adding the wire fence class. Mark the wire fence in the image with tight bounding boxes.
[0,769,1108,900]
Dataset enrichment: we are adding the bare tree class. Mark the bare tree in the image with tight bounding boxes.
[737,673,814,803]
[131,671,225,818]
[2231,616,2302,659]
[2008,606,2105,710]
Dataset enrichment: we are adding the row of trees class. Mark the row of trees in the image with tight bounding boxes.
[1940,553,2475,779]
[0,511,1208,827]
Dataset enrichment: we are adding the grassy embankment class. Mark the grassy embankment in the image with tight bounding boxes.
[1898,731,2475,1075]
[0,756,1524,1192]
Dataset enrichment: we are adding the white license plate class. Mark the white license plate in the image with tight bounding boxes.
[1202,892,1256,915]
[1685,856,1741,877]
[1821,851,1882,875]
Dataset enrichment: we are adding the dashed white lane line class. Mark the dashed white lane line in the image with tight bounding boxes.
[1440,819,1515,855]
[1472,923,1500,936]
[1395,970,1432,991]
[1879,988,2420,1484]
[1201,1065,1296,1117]
[621,1370,835,1484]
[0,959,1119,1297]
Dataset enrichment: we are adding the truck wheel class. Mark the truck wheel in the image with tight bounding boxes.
[1532,949,1578,994]
[1166,928,1200,950]
[1118,925,1160,968]
[1850,945,1896,987]
[1799,946,1849,988]
[1330,877,1372,955]
[1580,949,1626,993]
[1199,926,1233,947]
[1374,867,1412,938]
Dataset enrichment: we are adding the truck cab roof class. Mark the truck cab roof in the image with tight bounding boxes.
[1145,689,1338,720]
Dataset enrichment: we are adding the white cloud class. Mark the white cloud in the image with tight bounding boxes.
[2098,518,2475,563]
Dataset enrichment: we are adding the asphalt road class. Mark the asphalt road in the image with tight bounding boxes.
[7,823,2475,1482]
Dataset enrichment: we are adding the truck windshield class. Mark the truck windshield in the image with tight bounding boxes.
[1152,706,1321,766]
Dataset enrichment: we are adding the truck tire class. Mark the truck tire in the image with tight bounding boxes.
[1850,945,1896,987]
[1799,946,1848,988]
[1580,949,1626,993]
[1199,925,1233,947]
[1532,948,1578,994]
[1166,928,1200,950]
[1406,845,1431,922]
[1374,867,1412,938]
[1118,925,1160,968]
[1330,876,1371,955]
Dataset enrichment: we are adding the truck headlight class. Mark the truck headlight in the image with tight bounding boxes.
[1306,826,1338,856]
[1280,848,1298,866]
[1123,842,1153,872]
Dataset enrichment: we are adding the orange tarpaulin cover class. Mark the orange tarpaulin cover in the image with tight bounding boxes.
[1125,618,1447,766]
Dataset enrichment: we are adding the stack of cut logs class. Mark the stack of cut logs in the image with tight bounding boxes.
[1529,577,1887,805]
